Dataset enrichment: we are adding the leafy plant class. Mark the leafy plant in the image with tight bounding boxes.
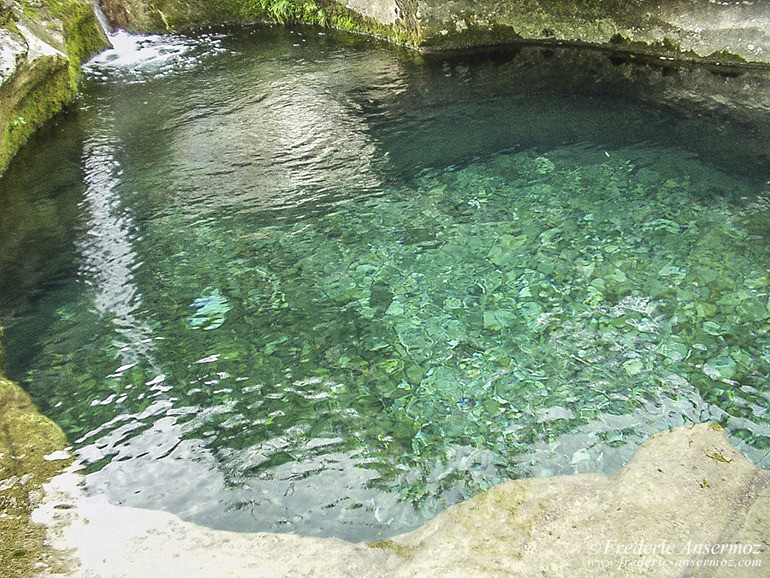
[242,0,328,26]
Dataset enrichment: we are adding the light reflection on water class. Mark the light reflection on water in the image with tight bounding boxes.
[0,26,769,542]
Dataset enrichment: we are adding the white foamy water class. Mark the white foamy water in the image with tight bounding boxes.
[85,29,224,83]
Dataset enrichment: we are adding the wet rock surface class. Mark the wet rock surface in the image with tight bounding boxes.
[412,0,770,65]
[0,377,73,577]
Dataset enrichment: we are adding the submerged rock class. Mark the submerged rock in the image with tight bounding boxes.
[381,423,770,576]
[188,289,231,330]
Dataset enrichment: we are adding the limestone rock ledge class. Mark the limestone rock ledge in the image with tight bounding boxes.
[0,0,109,176]
[30,422,769,577]
[100,0,770,67]
[408,0,770,65]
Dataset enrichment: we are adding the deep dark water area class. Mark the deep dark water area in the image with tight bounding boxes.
[0,26,769,542]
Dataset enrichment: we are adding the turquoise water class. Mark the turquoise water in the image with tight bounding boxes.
[1,27,769,541]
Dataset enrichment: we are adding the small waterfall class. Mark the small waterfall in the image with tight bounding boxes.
[92,0,113,38]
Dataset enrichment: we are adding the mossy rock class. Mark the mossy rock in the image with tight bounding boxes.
[108,0,411,46]
[0,376,74,577]
[0,0,110,176]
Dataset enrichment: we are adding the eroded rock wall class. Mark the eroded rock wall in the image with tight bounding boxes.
[411,0,770,64]
[0,1,767,176]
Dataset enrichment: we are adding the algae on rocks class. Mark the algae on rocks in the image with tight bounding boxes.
[1,0,768,175]
[0,0,110,176]
[98,0,770,66]
[0,376,75,577]
[97,0,411,45]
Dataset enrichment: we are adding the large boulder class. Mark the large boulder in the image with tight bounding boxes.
[0,0,109,176]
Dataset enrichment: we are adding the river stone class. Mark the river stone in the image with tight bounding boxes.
[30,423,770,576]
[703,356,737,381]
[738,297,770,322]
[659,341,688,362]
[621,358,644,377]
[702,320,724,336]
[483,308,517,331]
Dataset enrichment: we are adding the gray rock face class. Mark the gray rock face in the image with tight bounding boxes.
[660,0,770,62]
[343,0,400,26]
[406,0,770,64]
[34,424,770,576]
[0,27,28,84]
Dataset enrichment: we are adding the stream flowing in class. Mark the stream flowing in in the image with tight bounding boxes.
[1,26,769,541]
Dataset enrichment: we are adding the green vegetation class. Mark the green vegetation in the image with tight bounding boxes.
[244,0,328,26]
[0,3,15,28]
[0,55,74,177]
[126,0,414,46]
[420,17,522,51]
[15,0,111,80]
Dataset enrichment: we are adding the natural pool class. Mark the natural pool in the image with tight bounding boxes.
[0,26,769,542]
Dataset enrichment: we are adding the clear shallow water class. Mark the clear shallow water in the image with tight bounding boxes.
[1,26,769,541]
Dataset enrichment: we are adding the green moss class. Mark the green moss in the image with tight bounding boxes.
[704,49,748,65]
[0,55,74,177]
[0,0,109,177]
[0,376,74,577]
[131,0,415,46]
[704,448,733,463]
[0,3,17,32]
[322,2,414,47]
[419,18,522,52]
[59,0,112,84]
[610,33,681,54]
[605,32,752,70]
